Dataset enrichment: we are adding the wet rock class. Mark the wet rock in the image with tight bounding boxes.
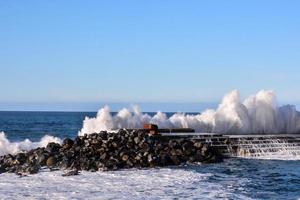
[62,169,79,177]
[15,172,28,178]
[27,165,40,174]
[169,140,179,149]
[62,138,74,149]
[46,156,57,168]
[50,168,60,172]
[15,153,27,165]
[147,154,154,163]
[0,165,6,174]
[194,142,203,149]
[46,142,61,154]
[74,137,84,146]
[34,148,49,166]
[126,159,134,167]
[201,145,208,155]
[36,154,48,166]
[170,155,180,165]
[100,152,107,160]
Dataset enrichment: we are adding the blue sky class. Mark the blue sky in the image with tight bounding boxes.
[0,1,299,111]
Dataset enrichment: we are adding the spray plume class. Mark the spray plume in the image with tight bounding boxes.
[79,90,300,135]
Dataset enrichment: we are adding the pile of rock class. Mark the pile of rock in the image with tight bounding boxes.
[0,129,223,175]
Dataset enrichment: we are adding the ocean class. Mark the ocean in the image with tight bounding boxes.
[0,111,300,200]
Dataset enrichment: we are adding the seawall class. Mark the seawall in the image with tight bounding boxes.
[0,129,223,175]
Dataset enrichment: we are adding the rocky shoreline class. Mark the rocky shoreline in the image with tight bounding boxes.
[0,129,223,176]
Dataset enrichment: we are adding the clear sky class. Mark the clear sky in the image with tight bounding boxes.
[0,0,299,111]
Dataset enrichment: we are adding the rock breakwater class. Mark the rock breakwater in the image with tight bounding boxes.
[0,129,223,175]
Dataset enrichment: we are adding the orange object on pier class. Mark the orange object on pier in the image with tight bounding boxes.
[142,124,195,136]
[143,124,159,135]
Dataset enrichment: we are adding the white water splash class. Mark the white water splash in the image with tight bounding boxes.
[0,132,62,156]
[79,90,300,135]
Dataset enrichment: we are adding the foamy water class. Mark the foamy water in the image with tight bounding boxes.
[0,165,252,200]
[1,159,299,200]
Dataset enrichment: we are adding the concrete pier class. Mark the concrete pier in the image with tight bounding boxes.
[161,132,300,158]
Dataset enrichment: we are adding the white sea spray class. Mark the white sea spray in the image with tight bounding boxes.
[0,132,62,156]
[79,90,300,135]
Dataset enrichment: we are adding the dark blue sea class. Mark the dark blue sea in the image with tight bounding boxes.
[0,111,96,142]
[0,111,299,200]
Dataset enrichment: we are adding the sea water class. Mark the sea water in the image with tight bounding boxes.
[0,111,300,200]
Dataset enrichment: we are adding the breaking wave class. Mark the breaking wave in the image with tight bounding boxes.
[79,90,300,135]
[0,132,62,156]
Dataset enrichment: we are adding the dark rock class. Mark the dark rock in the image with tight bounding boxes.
[170,149,177,156]
[170,155,180,165]
[27,165,40,174]
[62,138,74,149]
[135,153,142,161]
[201,145,208,155]
[126,159,134,167]
[15,153,27,165]
[169,140,179,149]
[74,137,84,146]
[147,154,153,163]
[50,168,60,171]
[62,169,79,177]
[37,154,47,166]
[46,156,57,168]
[194,142,203,149]
[15,172,28,178]
[46,143,61,154]
[134,137,140,144]
[100,152,107,160]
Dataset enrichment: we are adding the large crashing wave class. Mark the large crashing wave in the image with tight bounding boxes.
[0,132,62,156]
[79,90,300,135]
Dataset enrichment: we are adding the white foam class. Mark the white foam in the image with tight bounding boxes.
[79,90,300,135]
[0,132,62,156]
[0,168,252,200]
